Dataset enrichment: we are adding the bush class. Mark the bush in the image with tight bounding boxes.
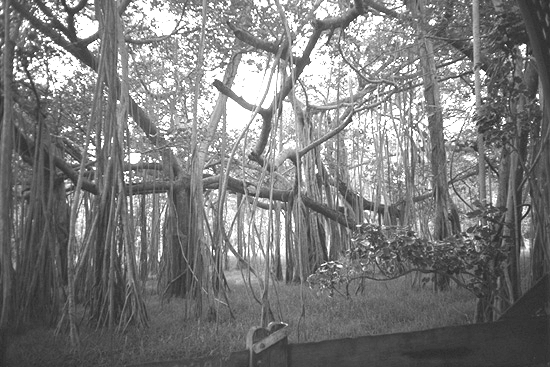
[308,205,508,299]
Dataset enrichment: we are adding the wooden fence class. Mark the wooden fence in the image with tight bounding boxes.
[131,275,549,367]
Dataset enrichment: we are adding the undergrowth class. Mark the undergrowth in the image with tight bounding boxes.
[5,271,476,367]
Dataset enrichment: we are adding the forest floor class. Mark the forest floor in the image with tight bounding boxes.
[5,270,476,367]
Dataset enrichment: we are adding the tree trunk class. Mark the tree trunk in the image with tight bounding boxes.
[325,114,351,259]
[295,106,329,277]
[412,0,460,291]
[139,195,148,288]
[273,202,283,280]
[285,201,295,283]
[529,104,550,282]
[12,119,68,324]
[517,0,550,291]
[0,0,15,328]
[236,193,245,268]
[149,193,161,277]
[162,183,193,298]
[85,0,147,329]
[472,0,490,322]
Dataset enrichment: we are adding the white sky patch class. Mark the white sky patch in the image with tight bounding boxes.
[222,61,284,131]
[75,16,99,39]
[129,152,142,164]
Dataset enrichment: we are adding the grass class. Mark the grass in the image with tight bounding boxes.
[5,270,476,367]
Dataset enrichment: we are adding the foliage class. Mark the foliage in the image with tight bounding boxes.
[308,202,508,298]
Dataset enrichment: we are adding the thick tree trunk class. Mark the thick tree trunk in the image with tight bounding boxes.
[296,107,329,277]
[529,108,550,282]
[162,183,193,297]
[12,123,70,324]
[84,0,148,329]
[517,0,550,291]
[413,0,460,291]
[0,0,15,328]
[325,115,351,259]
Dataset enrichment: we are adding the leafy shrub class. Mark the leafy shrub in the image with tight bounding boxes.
[308,203,508,298]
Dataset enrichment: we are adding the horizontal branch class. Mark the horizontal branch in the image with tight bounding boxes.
[204,175,357,228]
[338,180,400,220]
[125,181,174,195]
[227,22,298,63]
[122,162,164,172]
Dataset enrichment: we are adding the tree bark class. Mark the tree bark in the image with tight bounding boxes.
[295,103,329,278]
[412,0,460,291]
[0,0,15,329]
[517,0,550,297]
[139,195,148,289]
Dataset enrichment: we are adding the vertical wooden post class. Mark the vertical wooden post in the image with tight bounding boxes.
[247,322,289,367]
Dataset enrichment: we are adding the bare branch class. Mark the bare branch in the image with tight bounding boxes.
[338,180,399,218]
[212,79,271,119]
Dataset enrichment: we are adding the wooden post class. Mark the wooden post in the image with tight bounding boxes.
[247,322,289,367]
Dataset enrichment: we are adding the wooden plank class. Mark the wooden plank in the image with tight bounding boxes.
[247,323,289,367]
[499,274,549,321]
[288,315,549,367]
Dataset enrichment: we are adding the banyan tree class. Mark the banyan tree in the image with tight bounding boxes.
[1,0,549,339]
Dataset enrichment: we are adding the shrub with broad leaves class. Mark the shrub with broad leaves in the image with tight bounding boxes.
[308,203,508,298]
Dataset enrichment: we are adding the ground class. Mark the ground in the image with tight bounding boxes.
[5,270,475,367]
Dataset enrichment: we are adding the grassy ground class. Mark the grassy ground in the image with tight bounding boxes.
[5,271,476,367]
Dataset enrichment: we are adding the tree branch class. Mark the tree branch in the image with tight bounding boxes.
[224,1,368,167]
[12,123,99,195]
[12,0,186,179]
[212,79,271,119]
[338,180,398,219]
[227,22,298,63]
